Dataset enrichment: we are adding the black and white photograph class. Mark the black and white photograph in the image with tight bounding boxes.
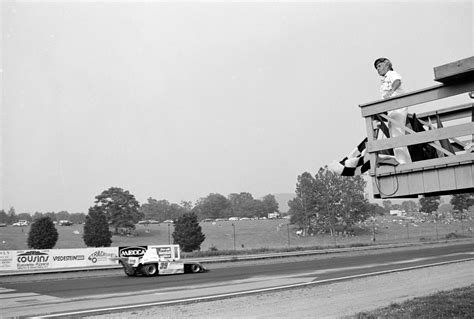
[1,1,473,318]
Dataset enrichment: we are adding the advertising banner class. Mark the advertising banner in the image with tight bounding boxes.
[84,247,119,266]
[0,250,16,270]
[50,249,87,268]
[119,246,148,258]
[16,250,51,270]
[0,247,120,271]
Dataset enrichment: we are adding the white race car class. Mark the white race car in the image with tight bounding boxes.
[112,245,206,277]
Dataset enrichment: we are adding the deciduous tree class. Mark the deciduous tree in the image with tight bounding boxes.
[382,200,392,213]
[7,207,17,224]
[450,193,473,213]
[289,172,317,234]
[419,196,440,214]
[261,194,279,217]
[290,168,370,236]
[401,200,418,213]
[0,210,7,224]
[192,193,231,220]
[450,193,474,221]
[93,187,143,233]
[140,198,181,222]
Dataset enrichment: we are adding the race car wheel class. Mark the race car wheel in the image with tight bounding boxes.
[124,267,137,277]
[191,263,202,273]
[140,263,158,276]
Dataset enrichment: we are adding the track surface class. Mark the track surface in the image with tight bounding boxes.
[1,242,473,317]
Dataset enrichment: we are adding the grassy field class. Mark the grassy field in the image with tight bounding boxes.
[354,284,474,318]
[1,215,472,251]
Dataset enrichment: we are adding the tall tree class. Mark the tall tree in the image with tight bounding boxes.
[172,212,205,252]
[401,200,418,213]
[56,210,71,221]
[289,172,317,234]
[44,212,57,222]
[32,212,43,221]
[192,193,231,220]
[7,207,17,224]
[83,206,112,247]
[450,193,474,220]
[290,169,370,236]
[140,198,187,222]
[17,213,32,222]
[450,193,473,213]
[261,194,280,216]
[419,196,441,215]
[70,212,86,224]
[0,210,8,223]
[382,200,392,213]
[94,187,143,233]
[27,217,58,249]
[228,192,258,217]
[180,201,193,212]
[367,203,385,216]
[140,198,169,221]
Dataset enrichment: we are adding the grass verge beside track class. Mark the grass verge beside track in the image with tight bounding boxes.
[353,284,474,318]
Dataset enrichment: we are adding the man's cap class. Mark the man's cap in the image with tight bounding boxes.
[374,57,390,69]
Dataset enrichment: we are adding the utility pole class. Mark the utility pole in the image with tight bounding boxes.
[232,223,236,250]
[372,216,376,242]
[287,223,290,249]
[332,207,337,246]
[168,223,171,245]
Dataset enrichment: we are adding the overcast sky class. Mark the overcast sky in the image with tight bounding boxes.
[1,1,472,213]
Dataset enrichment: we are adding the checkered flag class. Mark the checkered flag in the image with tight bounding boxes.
[328,138,371,176]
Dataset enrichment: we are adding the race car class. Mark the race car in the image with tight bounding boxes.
[112,244,206,277]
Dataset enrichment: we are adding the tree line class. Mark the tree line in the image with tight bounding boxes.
[5,173,473,252]
[1,192,279,226]
[13,187,279,252]
[141,192,279,222]
[0,207,87,225]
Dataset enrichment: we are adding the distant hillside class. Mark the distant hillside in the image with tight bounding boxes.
[273,193,295,213]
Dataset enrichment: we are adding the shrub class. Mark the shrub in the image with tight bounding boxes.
[445,232,459,239]
[27,217,58,249]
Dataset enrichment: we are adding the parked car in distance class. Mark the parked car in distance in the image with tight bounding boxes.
[12,220,29,227]
[163,220,174,224]
[58,220,73,226]
[0,223,7,227]
[138,220,160,225]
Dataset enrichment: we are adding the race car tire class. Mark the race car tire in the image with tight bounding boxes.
[140,263,158,276]
[123,267,137,277]
[191,263,202,273]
